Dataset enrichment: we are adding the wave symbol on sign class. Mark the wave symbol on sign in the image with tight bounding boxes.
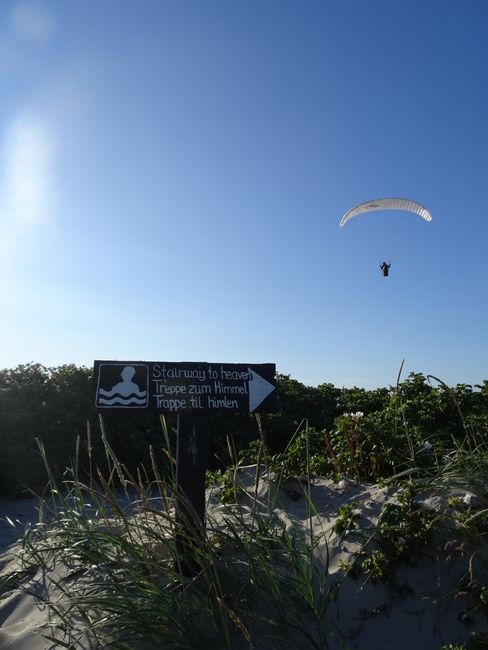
[98,366,147,406]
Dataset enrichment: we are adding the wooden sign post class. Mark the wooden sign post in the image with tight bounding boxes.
[94,360,276,574]
[175,413,209,574]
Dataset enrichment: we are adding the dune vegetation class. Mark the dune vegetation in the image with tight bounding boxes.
[1,364,488,648]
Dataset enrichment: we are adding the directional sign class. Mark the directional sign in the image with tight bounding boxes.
[93,361,276,414]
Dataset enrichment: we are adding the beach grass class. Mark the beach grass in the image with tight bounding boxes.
[1,432,340,649]
[2,386,488,649]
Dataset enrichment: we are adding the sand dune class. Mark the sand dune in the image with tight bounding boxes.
[1,475,487,649]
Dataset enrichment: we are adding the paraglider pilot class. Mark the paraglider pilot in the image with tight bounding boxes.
[380,261,391,277]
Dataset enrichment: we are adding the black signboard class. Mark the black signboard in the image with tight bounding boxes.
[93,360,276,414]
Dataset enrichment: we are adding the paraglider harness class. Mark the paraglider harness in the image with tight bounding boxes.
[380,261,391,277]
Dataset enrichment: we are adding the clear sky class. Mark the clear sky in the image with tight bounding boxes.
[1,0,487,389]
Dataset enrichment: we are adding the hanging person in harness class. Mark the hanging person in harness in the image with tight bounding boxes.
[380,261,391,277]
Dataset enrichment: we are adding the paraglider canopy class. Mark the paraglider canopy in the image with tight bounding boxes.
[339,198,432,228]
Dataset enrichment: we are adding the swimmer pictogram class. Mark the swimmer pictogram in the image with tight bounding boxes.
[95,363,149,408]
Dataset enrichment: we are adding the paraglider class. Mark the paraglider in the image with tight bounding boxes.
[380,261,391,277]
[339,198,432,276]
[339,198,432,228]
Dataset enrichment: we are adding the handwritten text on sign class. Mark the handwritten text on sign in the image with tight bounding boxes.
[93,361,276,413]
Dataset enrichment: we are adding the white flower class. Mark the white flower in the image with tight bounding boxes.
[463,493,475,506]
[423,441,433,451]
[343,411,364,420]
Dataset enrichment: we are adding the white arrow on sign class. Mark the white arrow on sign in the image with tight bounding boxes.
[248,367,275,412]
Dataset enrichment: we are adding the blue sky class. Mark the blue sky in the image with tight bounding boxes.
[1,0,487,389]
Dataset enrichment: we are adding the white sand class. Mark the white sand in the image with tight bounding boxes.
[1,475,487,649]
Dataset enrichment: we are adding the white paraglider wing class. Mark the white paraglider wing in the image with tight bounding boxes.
[339,198,432,227]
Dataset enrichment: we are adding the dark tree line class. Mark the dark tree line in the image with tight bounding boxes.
[0,363,487,497]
